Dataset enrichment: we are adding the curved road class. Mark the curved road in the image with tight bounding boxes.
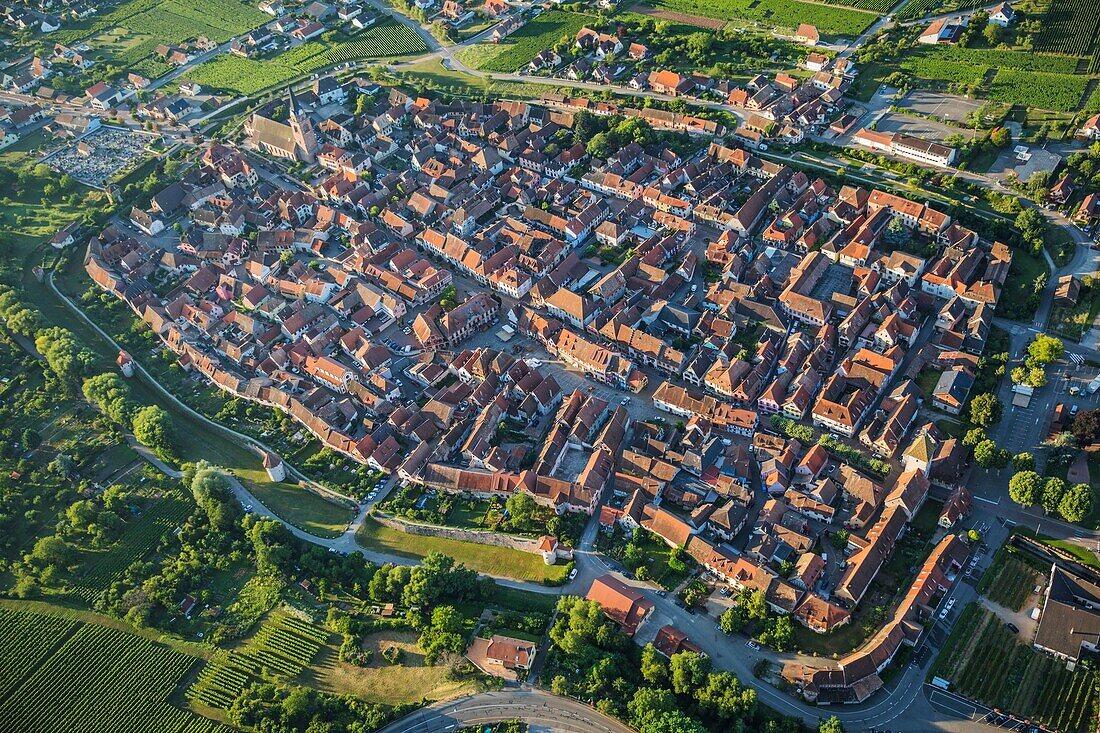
[377,689,635,733]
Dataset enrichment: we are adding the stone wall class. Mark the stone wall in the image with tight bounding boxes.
[372,512,545,555]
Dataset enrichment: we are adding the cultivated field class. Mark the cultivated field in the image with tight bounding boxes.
[49,0,268,81]
[1034,0,1100,72]
[645,0,878,37]
[70,494,192,602]
[0,609,226,733]
[893,45,1089,112]
[188,611,329,710]
[186,21,426,96]
[976,548,1043,612]
[987,69,1088,112]
[932,605,1099,732]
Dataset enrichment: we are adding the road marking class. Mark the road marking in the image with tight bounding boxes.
[928,689,977,719]
[973,495,1000,505]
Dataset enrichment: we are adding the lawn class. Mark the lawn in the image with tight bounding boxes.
[243,480,354,539]
[1000,244,1050,322]
[356,517,569,583]
[304,629,487,704]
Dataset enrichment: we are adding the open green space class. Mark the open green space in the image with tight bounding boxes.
[356,517,568,584]
[645,0,878,38]
[932,604,1098,732]
[399,58,578,100]
[243,481,353,539]
[305,627,486,704]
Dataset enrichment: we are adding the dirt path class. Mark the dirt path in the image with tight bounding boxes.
[628,4,728,29]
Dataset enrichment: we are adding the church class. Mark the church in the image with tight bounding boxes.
[248,87,320,163]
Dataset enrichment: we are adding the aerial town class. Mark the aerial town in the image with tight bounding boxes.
[1,0,1099,732]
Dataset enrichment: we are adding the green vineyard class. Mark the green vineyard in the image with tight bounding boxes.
[0,609,228,733]
[188,613,330,710]
[188,21,427,96]
[324,25,428,63]
[71,495,191,602]
[932,605,1099,732]
[0,609,79,700]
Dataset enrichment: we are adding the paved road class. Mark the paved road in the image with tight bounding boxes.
[377,689,636,733]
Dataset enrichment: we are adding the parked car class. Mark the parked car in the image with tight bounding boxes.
[746,640,760,650]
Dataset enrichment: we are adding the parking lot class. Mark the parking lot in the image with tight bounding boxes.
[899,90,984,125]
[875,111,979,141]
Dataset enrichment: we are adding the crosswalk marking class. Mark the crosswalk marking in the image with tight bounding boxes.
[1068,353,1083,365]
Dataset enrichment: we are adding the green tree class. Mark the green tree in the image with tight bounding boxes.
[640,643,669,686]
[1059,483,1093,523]
[719,605,747,634]
[1042,477,1067,514]
[1011,452,1035,472]
[760,615,794,652]
[962,427,987,447]
[695,670,757,722]
[968,393,1002,427]
[1027,334,1064,364]
[669,651,711,695]
[973,439,1008,469]
[505,491,537,527]
[189,461,242,532]
[1008,470,1042,506]
[1070,408,1100,445]
[742,588,768,621]
[131,405,174,460]
[819,716,844,733]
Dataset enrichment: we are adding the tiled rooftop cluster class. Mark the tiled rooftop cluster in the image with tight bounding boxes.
[85,89,1005,694]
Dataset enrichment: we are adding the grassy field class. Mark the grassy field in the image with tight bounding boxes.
[932,604,1099,732]
[304,628,486,704]
[462,10,594,72]
[400,58,578,100]
[0,607,227,733]
[356,517,569,583]
[244,481,353,539]
[1001,244,1050,320]
[645,0,878,37]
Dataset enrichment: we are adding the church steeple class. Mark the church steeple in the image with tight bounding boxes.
[287,86,319,163]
